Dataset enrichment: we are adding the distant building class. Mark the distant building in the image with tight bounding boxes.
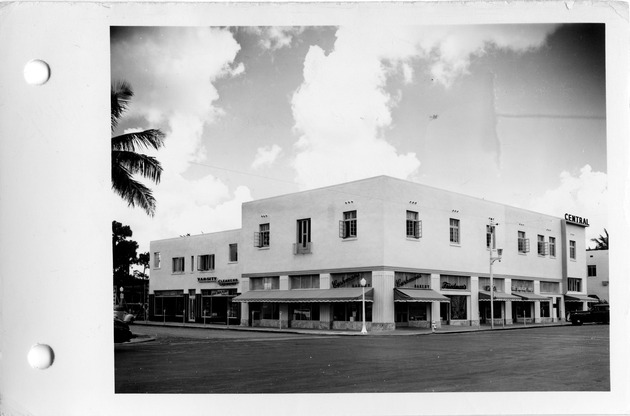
[586,249,609,303]
[149,176,596,331]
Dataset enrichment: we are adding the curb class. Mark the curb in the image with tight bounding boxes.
[130,320,570,337]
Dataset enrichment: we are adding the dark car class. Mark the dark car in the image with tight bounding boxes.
[114,318,133,343]
[570,303,609,325]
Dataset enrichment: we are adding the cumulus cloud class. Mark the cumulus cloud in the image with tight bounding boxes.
[290,24,559,190]
[246,27,305,50]
[527,165,608,245]
[111,27,250,248]
[252,144,283,169]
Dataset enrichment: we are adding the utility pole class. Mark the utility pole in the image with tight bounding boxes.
[488,218,503,329]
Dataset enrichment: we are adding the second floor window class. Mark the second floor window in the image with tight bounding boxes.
[297,218,311,246]
[549,237,556,257]
[570,240,576,260]
[153,252,161,268]
[537,235,547,256]
[406,211,421,239]
[197,254,215,271]
[449,218,460,244]
[229,243,238,262]
[250,276,279,291]
[587,265,597,277]
[172,257,185,273]
[518,231,530,253]
[339,210,357,239]
[567,277,582,292]
[255,223,270,248]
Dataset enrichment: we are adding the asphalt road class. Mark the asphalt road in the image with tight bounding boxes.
[115,324,609,393]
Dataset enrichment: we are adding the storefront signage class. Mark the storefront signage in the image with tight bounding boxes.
[210,289,232,296]
[218,278,239,286]
[332,273,361,288]
[442,281,467,290]
[564,213,589,227]
[395,274,423,288]
[197,276,217,283]
[512,286,534,293]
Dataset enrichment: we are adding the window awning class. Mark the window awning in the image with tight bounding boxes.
[394,288,450,303]
[565,294,599,302]
[232,288,373,303]
[478,291,522,302]
[513,292,551,301]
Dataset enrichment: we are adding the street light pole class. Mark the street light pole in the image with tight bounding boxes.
[488,219,503,330]
[360,278,367,334]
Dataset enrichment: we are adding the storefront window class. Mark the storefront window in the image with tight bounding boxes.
[290,274,320,289]
[331,272,371,288]
[512,279,534,293]
[540,281,559,294]
[478,277,504,292]
[291,303,320,321]
[395,272,430,288]
[154,295,184,316]
[332,302,372,322]
[250,276,279,290]
[540,301,551,318]
[449,295,467,319]
[440,275,469,291]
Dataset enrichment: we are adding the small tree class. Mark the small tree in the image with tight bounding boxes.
[590,228,609,250]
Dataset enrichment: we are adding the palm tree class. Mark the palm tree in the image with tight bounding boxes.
[590,228,609,250]
[111,81,165,216]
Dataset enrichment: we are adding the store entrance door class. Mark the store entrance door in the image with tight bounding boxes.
[440,302,450,325]
[188,298,196,322]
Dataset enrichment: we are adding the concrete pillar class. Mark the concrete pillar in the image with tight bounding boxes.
[534,281,541,323]
[505,278,513,325]
[559,282,566,321]
[240,303,249,326]
[280,275,289,290]
[372,270,395,330]
[470,276,479,326]
[430,273,442,328]
[320,273,331,289]
[280,303,289,328]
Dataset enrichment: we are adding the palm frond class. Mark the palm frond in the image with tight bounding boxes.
[112,129,165,152]
[113,150,163,183]
[112,164,157,216]
[111,80,134,132]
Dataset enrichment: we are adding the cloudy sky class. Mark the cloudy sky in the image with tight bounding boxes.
[110,24,607,253]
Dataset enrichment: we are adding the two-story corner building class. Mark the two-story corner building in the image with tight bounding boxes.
[148,176,594,331]
[586,249,610,303]
[148,229,242,324]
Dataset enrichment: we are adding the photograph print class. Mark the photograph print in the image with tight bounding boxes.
[111,23,609,394]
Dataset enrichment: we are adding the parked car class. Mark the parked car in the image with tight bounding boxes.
[570,303,609,325]
[114,318,133,343]
[114,304,135,323]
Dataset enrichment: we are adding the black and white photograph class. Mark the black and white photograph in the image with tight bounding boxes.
[111,23,610,392]
[1,2,629,416]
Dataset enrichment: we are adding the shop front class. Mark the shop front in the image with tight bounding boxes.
[393,287,450,328]
[564,294,599,320]
[150,290,185,322]
[201,288,240,325]
[439,275,471,326]
[233,287,374,331]
[478,291,520,325]
[512,291,552,324]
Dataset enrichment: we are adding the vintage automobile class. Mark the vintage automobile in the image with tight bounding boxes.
[569,303,609,325]
[114,318,133,343]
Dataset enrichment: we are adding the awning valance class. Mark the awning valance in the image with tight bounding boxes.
[394,288,450,303]
[478,291,522,302]
[565,294,599,302]
[513,292,551,301]
[232,288,373,303]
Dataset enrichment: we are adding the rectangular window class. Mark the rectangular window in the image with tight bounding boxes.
[406,211,421,239]
[449,218,460,244]
[172,257,185,273]
[587,265,597,277]
[295,218,312,254]
[537,235,547,256]
[486,225,496,249]
[449,295,468,320]
[570,240,576,260]
[229,243,238,262]
[549,237,556,257]
[197,254,215,271]
[191,256,194,272]
[339,210,357,239]
[153,252,161,268]
[568,277,582,292]
[250,276,280,291]
[255,223,270,248]
[518,231,530,253]
[291,303,320,321]
[290,274,320,289]
[540,281,560,294]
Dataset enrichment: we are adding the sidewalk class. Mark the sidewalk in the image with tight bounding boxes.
[130,319,570,337]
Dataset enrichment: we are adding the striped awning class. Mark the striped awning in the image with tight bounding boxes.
[232,288,373,303]
[478,291,522,302]
[394,288,451,303]
[513,292,551,301]
[565,294,599,302]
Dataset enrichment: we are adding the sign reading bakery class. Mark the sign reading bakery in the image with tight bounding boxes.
[564,213,589,227]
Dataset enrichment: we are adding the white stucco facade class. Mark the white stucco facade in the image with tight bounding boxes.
[149,176,592,330]
[586,249,609,303]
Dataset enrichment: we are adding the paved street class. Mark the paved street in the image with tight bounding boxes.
[115,324,609,393]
